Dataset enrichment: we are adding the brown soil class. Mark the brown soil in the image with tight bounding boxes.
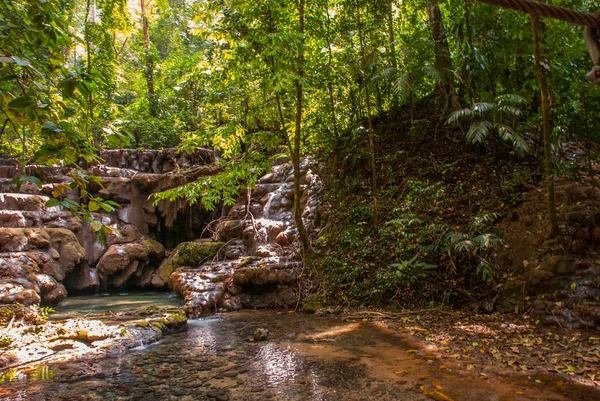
[345,309,600,390]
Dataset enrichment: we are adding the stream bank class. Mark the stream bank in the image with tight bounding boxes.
[1,309,598,401]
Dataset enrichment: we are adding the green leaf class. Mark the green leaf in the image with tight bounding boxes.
[63,107,76,117]
[41,121,64,135]
[58,78,77,98]
[100,202,115,212]
[88,200,100,212]
[8,96,32,108]
[91,219,103,232]
[45,198,60,207]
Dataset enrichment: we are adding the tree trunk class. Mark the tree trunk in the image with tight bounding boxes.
[293,0,311,253]
[386,0,398,72]
[84,0,98,147]
[357,1,378,222]
[426,0,460,111]
[532,16,558,238]
[140,0,157,117]
[324,2,339,137]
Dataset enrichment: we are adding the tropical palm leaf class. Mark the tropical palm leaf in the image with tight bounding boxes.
[420,65,442,83]
[446,108,474,124]
[393,72,414,99]
[497,124,529,153]
[472,102,494,113]
[496,94,527,106]
[496,105,522,117]
[466,120,492,144]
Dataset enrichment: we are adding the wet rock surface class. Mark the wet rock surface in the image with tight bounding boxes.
[0,150,325,318]
[0,310,596,401]
[0,293,187,373]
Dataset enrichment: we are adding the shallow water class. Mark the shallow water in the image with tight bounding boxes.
[1,309,599,400]
[50,292,183,320]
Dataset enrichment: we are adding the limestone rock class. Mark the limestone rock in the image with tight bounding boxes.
[97,243,149,286]
[158,241,223,285]
[64,262,100,293]
[35,274,67,305]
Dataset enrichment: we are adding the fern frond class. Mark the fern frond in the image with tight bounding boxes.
[496,105,522,117]
[472,102,494,113]
[497,125,529,153]
[466,120,492,144]
[420,65,443,83]
[496,94,527,106]
[446,108,473,124]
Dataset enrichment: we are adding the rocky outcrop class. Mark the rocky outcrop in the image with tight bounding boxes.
[97,239,165,289]
[0,228,86,281]
[497,179,600,329]
[0,148,220,311]
[0,228,77,306]
[168,159,326,317]
[0,150,326,319]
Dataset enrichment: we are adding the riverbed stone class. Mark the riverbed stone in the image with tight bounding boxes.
[35,273,67,305]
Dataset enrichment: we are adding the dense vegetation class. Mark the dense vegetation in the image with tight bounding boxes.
[2,0,600,305]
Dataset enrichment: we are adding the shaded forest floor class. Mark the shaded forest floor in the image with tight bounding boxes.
[342,309,600,389]
[313,99,543,308]
[312,100,600,389]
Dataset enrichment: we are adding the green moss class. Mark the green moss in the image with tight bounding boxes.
[0,337,13,348]
[303,294,325,314]
[166,309,187,323]
[151,321,167,332]
[159,241,223,283]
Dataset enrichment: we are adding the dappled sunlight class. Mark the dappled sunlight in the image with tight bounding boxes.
[255,343,300,385]
[453,323,498,336]
[300,323,361,341]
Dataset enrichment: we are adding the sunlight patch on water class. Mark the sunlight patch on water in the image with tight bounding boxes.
[256,343,299,385]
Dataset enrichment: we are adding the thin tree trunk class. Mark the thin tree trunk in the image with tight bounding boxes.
[426,0,460,111]
[85,0,98,147]
[141,0,157,117]
[460,0,473,103]
[386,0,398,108]
[386,0,398,72]
[357,1,378,222]
[532,16,558,238]
[294,0,311,253]
[324,3,339,137]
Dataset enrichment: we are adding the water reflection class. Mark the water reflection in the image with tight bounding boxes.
[1,310,599,401]
[255,343,299,385]
[187,317,222,352]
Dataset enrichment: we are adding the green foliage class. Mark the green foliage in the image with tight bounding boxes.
[0,336,12,348]
[443,212,502,281]
[152,152,271,211]
[447,94,531,153]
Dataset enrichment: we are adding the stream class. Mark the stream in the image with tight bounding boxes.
[1,295,599,400]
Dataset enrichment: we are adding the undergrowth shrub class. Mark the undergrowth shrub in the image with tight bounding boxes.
[316,178,502,306]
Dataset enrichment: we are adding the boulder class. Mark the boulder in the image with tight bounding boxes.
[0,228,85,281]
[158,241,223,285]
[96,243,149,286]
[35,274,67,305]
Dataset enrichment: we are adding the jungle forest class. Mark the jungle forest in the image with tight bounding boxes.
[0,0,600,399]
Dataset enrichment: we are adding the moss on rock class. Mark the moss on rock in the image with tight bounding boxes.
[158,241,223,284]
